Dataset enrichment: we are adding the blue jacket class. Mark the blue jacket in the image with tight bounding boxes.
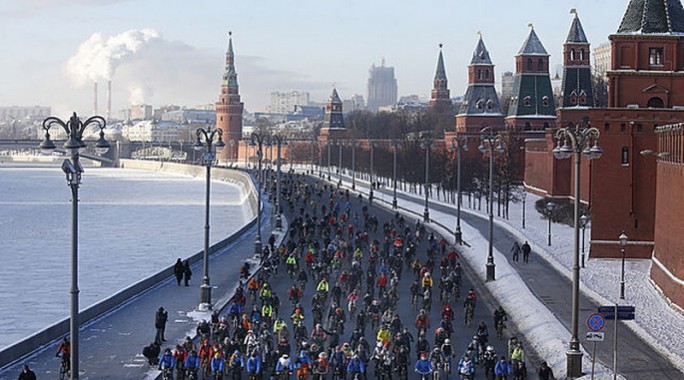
[458,358,475,375]
[414,359,433,375]
[228,302,242,315]
[211,356,225,372]
[184,354,200,369]
[246,356,262,373]
[495,360,512,375]
[158,354,175,370]
[347,358,365,373]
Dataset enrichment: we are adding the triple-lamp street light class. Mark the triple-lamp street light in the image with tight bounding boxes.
[337,140,343,187]
[271,134,286,230]
[40,112,110,380]
[552,119,602,378]
[420,132,435,223]
[250,132,267,257]
[478,126,505,282]
[350,140,357,190]
[193,124,225,310]
[450,135,469,244]
[522,190,527,229]
[614,230,628,380]
[391,140,401,209]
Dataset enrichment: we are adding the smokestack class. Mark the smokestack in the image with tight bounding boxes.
[106,80,112,120]
[93,82,98,115]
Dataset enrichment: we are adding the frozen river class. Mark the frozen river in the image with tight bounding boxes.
[0,164,251,349]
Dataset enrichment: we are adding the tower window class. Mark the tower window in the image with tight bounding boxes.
[477,69,482,79]
[647,97,664,108]
[570,50,575,60]
[649,47,664,66]
[524,122,532,130]
[542,96,549,107]
[485,70,489,79]
[486,100,493,110]
[523,96,531,107]
[580,49,585,61]
[579,90,587,105]
[604,123,610,132]
[538,58,544,71]
[476,99,484,109]
[527,58,533,71]
[621,146,629,166]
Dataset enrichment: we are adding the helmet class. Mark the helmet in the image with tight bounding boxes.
[214,353,221,358]
[444,339,451,344]
[487,345,495,352]
[282,354,289,359]
[377,342,383,348]
[473,336,478,340]
[165,348,172,354]
[424,272,430,277]
[319,352,327,358]
[433,347,440,352]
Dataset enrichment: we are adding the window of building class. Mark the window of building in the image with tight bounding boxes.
[538,58,544,71]
[649,47,664,66]
[542,96,549,107]
[620,124,626,132]
[527,58,533,71]
[220,116,223,121]
[476,99,484,109]
[637,124,643,132]
[604,123,610,132]
[524,122,532,130]
[579,91,587,105]
[485,70,489,79]
[621,146,629,166]
[486,100,493,110]
[524,96,531,107]
[477,69,482,80]
[543,122,550,129]
[570,50,575,60]
[647,97,664,108]
[580,49,585,61]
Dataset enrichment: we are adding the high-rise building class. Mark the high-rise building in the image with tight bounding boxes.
[500,71,514,100]
[366,59,398,112]
[267,91,310,114]
[592,42,611,80]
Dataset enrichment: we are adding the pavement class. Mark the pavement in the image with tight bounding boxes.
[0,167,680,380]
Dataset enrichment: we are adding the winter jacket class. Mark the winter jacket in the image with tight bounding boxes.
[414,359,433,375]
[495,360,512,375]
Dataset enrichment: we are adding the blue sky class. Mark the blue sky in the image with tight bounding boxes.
[0,0,627,116]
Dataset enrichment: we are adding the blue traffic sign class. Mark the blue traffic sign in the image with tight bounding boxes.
[587,313,605,331]
[598,305,636,320]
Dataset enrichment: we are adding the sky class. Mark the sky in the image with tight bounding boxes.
[0,0,629,116]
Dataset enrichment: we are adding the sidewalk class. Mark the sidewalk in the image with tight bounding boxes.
[0,199,282,380]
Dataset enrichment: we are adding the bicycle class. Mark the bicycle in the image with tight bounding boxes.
[464,304,474,326]
[185,367,199,380]
[58,354,70,380]
[412,293,420,311]
[161,366,173,380]
[416,370,433,380]
[495,320,506,340]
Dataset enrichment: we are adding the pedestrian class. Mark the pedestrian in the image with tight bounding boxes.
[537,361,555,380]
[17,364,36,380]
[173,258,184,286]
[155,306,168,344]
[142,341,161,365]
[183,259,192,286]
[521,241,531,263]
[510,242,521,262]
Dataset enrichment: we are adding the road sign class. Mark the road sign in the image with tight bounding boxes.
[587,313,605,331]
[203,152,216,162]
[598,305,636,320]
[586,331,605,342]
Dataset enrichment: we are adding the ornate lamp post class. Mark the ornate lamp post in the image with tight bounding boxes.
[580,214,589,267]
[546,202,555,246]
[193,124,225,310]
[337,140,343,186]
[522,190,527,229]
[391,140,401,209]
[40,112,110,380]
[228,139,235,165]
[327,141,332,181]
[250,132,268,257]
[351,140,357,190]
[420,132,434,222]
[450,136,468,244]
[369,141,376,203]
[272,134,286,230]
[478,126,505,281]
[553,119,602,378]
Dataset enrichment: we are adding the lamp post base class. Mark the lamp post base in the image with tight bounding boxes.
[486,261,496,281]
[275,215,282,230]
[392,198,397,209]
[423,210,430,223]
[254,239,262,258]
[455,227,462,245]
[566,349,584,378]
[199,283,212,310]
[369,190,373,203]
[352,183,355,190]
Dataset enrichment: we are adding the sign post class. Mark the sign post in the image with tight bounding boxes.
[586,313,605,380]
[597,305,635,380]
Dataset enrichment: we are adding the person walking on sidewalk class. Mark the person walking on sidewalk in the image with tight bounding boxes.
[183,259,192,286]
[537,361,555,380]
[155,306,168,344]
[510,242,521,262]
[17,364,36,380]
[174,258,184,286]
[521,241,531,264]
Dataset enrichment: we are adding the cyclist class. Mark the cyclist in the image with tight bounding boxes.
[295,349,313,379]
[210,352,226,378]
[55,337,71,373]
[312,352,329,380]
[441,339,454,374]
[457,355,475,380]
[482,345,497,378]
[229,350,246,377]
[184,350,201,378]
[158,348,176,374]
[246,352,262,378]
[476,321,489,346]
[465,289,477,308]
[429,347,443,375]
[275,353,294,376]
[442,304,455,323]
[414,352,433,378]
[346,354,365,378]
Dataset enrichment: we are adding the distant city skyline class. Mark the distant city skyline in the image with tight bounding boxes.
[0,0,627,117]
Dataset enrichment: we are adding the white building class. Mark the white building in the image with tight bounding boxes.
[267,91,310,114]
[122,120,181,142]
[0,106,51,122]
[593,42,611,80]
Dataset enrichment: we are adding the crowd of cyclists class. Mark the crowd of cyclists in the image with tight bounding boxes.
[145,170,545,380]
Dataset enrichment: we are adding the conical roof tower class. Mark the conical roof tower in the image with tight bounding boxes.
[428,44,452,113]
[215,31,244,161]
[561,10,593,107]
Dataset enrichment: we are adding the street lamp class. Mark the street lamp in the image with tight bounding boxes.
[619,231,628,300]
[40,112,110,380]
[250,132,268,257]
[309,139,315,175]
[546,202,555,246]
[327,141,332,181]
[420,132,434,223]
[369,141,376,203]
[450,136,469,244]
[272,134,286,230]
[580,214,589,267]
[522,190,527,229]
[228,139,235,166]
[193,124,225,310]
[337,140,343,187]
[478,126,505,281]
[553,119,602,378]
[391,140,401,209]
[351,140,357,190]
